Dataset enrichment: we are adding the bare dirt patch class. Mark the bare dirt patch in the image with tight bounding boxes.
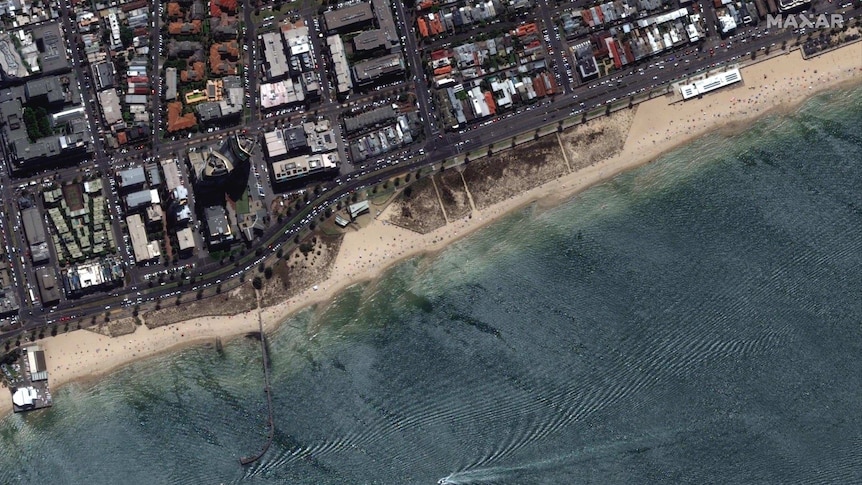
[434,169,472,220]
[260,234,343,307]
[461,135,568,210]
[384,177,446,234]
[143,282,257,328]
[559,109,636,171]
[88,316,138,338]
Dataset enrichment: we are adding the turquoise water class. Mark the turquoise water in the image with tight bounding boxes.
[2,86,861,484]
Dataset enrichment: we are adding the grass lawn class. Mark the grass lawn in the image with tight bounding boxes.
[236,188,251,215]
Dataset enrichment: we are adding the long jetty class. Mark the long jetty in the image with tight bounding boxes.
[240,297,276,466]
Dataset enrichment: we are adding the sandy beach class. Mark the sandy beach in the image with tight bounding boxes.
[3,43,861,418]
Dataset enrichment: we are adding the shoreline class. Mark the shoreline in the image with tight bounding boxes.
[4,43,861,419]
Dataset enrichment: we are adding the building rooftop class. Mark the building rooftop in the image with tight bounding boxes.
[204,206,233,243]
[323,2,373,32]
[264,126,310,161]
[259,79,305,109]
[300,72,320,97]
[0,286,20,317]
[172,185,189,203]
[190,150,234,183]
[371,0,399,47]
[263,129,288,161]
[125,189,157,211]
[352,53,405,83]
[146,163,162,187]
[30,23,70,74]
[261,31,289,80]
[118,166,147,188]
[271,152,340,183]
[349,200,370,219]
[98,89,123,125]
[8,111,91,165]
[283,125,308,152]
[167,40,204,58]
[160,158,183,192]
[61,258,123,294]
[177,227,195,251]
[343,105,397,133]
[146,204,164,224]
[353,29,389,52]
[326,35,353,93]
[35,267,61,304]
[196,101,222,122]
[21,207,46,247]
[83,179,103,194]
[165,67,178,100]
[176,204,192,223]
[189,135,253,185]
[94,62,115,90]
[126,214,160,262]
[25,76,65,104]
[304,121,339,153]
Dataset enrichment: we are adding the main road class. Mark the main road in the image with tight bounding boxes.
[151,0,163,153]
[242,0,260,121]
[57,0,132,271]
[0,169,28,316]
[392,0,436,138]
[536,0,573,94]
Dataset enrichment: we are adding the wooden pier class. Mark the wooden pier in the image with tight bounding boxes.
[240,296,276,466]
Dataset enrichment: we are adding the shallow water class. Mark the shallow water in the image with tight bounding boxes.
[1,86,861,484]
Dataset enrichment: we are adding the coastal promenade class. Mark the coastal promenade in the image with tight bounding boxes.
[3,14,859,343]
[3,41,861,419]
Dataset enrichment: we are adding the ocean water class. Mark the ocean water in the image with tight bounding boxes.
[2,86,862,484]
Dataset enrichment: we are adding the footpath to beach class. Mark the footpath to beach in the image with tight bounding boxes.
[4,42,860,418]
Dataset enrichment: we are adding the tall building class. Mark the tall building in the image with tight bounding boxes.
[188,134,254,188]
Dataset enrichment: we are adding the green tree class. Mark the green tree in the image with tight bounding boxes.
[120,25,134,48]
[37,111,51,136]
[23,107,51,141]
[23,108,40,141]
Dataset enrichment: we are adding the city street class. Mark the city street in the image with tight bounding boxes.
[1,0,858,342]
